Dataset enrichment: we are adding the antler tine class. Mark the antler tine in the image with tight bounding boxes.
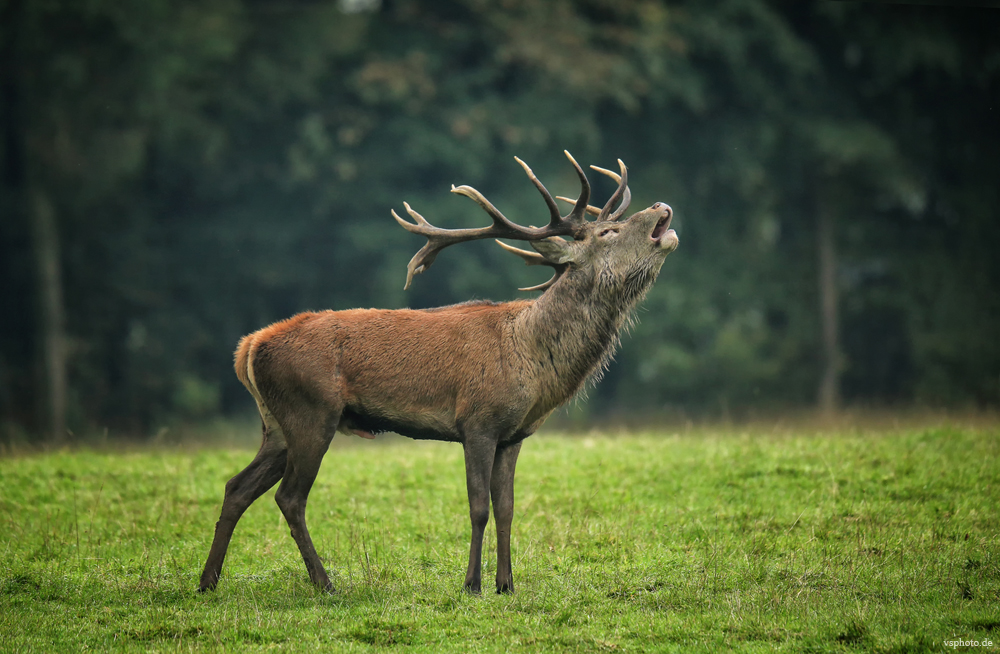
[494,239,567,292]
[556,195,601,217]
[494,239,550,267]
[514,157,561,228]
[393,204,483,290]
[590,159,630,222]
[612,186,632,221]
[518,276,561,293]
[449,185,524,232]
[606,159,631,221]
[562,150,592,225]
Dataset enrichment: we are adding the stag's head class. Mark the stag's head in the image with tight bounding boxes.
[393,151,678,294]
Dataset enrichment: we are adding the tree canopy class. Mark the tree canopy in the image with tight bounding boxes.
[1,0,997,440]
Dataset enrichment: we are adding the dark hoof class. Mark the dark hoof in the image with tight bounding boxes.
[310,576,335,594]
[198,571,220,592]
[463,584,482,595]
[496,585,514,595]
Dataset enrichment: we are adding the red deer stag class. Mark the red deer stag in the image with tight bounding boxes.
[198,151,678,594]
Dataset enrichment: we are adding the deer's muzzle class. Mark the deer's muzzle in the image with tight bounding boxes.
[650,204,678,252]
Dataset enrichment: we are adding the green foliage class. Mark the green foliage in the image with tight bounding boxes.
[172,375,221,419]
[1,424,998,651]
[1,0,998,437]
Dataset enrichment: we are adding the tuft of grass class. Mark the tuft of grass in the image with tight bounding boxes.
[1,424,998,652]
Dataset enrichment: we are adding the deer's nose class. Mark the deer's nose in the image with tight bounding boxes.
[652,202,673,218]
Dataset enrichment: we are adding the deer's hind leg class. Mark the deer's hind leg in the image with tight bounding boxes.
[199,413,288,591]
[273,406,341,592]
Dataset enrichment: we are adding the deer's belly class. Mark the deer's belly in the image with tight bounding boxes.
[337,406,462,443]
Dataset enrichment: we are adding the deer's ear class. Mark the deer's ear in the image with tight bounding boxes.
[530,236,577,264]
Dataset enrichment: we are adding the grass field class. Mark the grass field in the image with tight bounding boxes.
[1,422,998,652]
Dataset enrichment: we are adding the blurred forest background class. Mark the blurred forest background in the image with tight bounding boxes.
[1,0,998,443]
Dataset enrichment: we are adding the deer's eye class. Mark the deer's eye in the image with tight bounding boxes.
[598,228,619,238]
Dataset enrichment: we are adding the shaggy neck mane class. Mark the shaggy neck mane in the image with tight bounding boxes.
[515,259,660,407]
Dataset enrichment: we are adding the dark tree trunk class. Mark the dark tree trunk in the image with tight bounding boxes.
[817,185,840,416]
[31,190,68,442]
[3,0,68,441]
[1,0,27,441]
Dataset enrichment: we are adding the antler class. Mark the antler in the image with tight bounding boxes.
[593,159,631,222]
[494,239,569,293]
[393,150,592,290]
[394,152,633,290]
[555,159,631,222]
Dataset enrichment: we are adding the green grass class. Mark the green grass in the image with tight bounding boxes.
[1,424,999,652]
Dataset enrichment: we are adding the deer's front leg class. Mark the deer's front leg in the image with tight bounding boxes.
[462,435,497,594]
[491,441,521,594]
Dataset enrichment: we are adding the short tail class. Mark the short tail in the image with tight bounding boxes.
[234,333,255,394]
[234,332,269,416]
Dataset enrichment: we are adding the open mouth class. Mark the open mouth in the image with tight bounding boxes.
[650,208,678,252]
[650,213,672,243]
